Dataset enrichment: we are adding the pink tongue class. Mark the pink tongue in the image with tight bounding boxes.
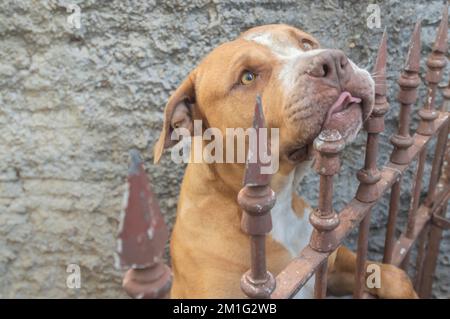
[324,91,361,125]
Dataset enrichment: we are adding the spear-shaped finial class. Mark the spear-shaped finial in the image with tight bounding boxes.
[356,30,388,203]
[119,149,171,299]
[118,150,168,268]
[238,95,276,298]
[243,94,271,187]
[425,4,448,84]
[418,4,448,135]
[254,94,265,130]
[404,20,422,73]
[390,21,422,165]
[432,3,448,54]
[373,28,388,97]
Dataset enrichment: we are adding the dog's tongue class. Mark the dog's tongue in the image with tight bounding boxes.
[324,91,361,127]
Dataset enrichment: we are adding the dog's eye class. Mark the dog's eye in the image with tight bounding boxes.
[301,39,316,51]
[240,71,256,85]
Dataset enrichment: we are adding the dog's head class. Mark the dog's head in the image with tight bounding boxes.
[154,24,374,181]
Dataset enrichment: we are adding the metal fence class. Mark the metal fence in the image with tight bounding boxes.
[116,6,449,299]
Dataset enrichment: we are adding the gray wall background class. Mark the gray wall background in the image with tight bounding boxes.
[0,0,448,298]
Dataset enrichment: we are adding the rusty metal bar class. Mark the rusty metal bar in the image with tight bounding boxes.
[424,133,448,204]
[413,224,429,290]
[354,212,371,298]
[390,20,421,162]
[384,22,422,264]
[392,182,450,267]
[118,150,172,299]
[402,6,448,272]
[271,112,449,299]
[309,129,344,298]
[314,262,328,299]
[383,180,401,263]
[389,163,450,294]
[353,30,388,299]
[238,95,276,299]
[441,80,450,113]
[416,5,448,136]
[425,80,450,207]
[416,106,449,289]
[431,213,450,230]
[418,75,450,298]
[425,117,449,206]
[401,148,427,269]
[418,202,448,298]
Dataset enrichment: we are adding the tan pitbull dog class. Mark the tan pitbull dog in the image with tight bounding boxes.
[154,25,417,299]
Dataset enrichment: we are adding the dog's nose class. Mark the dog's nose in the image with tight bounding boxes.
[307,50,351,89]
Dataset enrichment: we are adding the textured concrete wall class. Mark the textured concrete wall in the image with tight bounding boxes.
[0,0,448,298]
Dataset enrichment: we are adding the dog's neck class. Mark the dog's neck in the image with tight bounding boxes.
[179,154,314,232]
[181,141,313,199]
[173,152,316,298]
[269,160,314,255]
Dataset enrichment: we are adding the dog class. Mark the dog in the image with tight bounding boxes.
[153,24,417,299]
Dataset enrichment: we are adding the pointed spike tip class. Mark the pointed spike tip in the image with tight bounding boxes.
[374,29,388,73]
[256,94,262,109]
[254,94,266,130]
[404,20,422,73]
[373,30,388,95]
[243,95,271,187]
[432,3,448,53]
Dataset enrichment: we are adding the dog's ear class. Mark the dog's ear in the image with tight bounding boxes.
[153,70,196,164]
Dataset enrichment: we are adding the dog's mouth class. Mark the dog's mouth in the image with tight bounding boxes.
[321,91,366,144]
[287,91,365,164]
[322,91,362,130]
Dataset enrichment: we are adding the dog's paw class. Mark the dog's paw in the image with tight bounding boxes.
[373,264,418,299]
